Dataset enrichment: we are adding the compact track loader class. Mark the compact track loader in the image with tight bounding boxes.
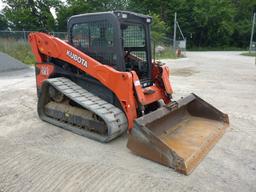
[29,11,229,175]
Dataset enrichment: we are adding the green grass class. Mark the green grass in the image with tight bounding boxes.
[0,38,35,64]
[154,47,178,59]
[241,52,256,57]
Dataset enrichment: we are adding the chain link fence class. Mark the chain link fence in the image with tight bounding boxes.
[0,30,67,41]
[0,30,185,64]
[0,30,67,64]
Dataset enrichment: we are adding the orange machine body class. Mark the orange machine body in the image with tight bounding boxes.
[29,32,173,129]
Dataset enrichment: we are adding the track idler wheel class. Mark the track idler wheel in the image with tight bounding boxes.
[49,86,64,102]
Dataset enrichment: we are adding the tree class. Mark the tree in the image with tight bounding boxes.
[231,0,256,47]
[191,0,235,47]
[1,0,255,48]
[0,13,8,30]
[56,0,129,31]
[128,0,237,48]
[151,13,168,42]
[56,1,91,31]
[3,0,59,31]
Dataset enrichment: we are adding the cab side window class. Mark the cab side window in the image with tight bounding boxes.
[71,20,117,67]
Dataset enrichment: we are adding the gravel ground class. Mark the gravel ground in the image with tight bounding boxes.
[0,51,255,192]
[0,53,28,72]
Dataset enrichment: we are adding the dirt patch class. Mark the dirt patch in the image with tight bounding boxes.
[171,67,199,77]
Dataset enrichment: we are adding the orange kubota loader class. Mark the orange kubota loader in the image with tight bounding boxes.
[29,11,229,175]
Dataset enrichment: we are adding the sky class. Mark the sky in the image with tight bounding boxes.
[0,0,6,11]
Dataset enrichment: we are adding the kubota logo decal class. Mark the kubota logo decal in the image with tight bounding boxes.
[66,50,88,67]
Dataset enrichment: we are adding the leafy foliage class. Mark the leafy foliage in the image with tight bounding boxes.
[56,0,129,31]
[0,13,8,30]
[151,13,168,42]
[3,0,59,31]
[1,0,256,48]
[129,0,256,48]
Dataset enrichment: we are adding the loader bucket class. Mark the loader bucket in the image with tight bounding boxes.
[127,93,229,175]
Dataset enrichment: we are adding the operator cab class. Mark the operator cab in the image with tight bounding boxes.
[68,11,152,87]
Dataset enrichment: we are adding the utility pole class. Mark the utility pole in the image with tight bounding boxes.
[173,12,177,50]
[249,13,255,53]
